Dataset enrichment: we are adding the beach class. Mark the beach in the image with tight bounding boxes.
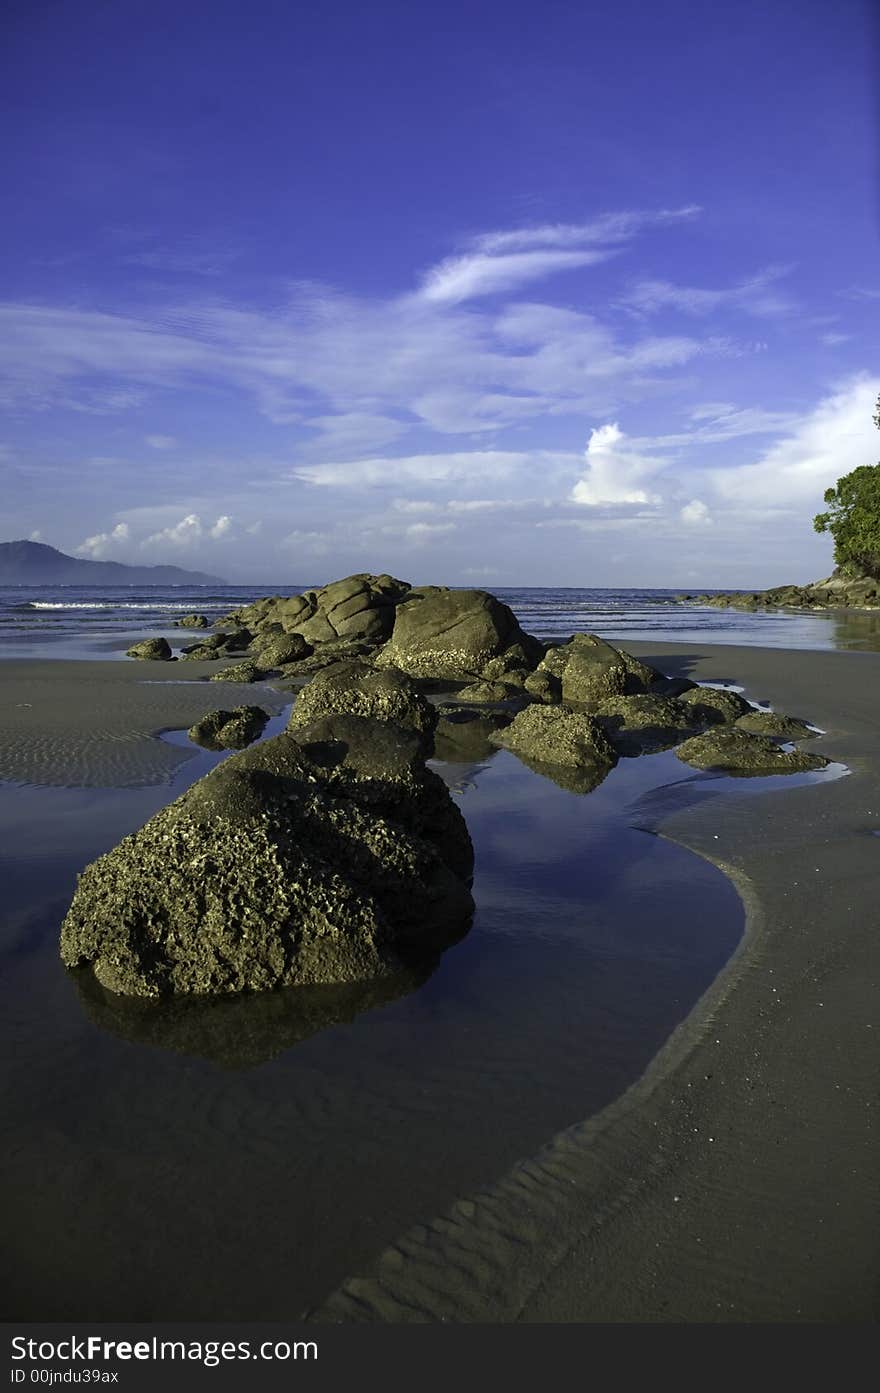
[1,634,877,1323]
[316,642,880,1322]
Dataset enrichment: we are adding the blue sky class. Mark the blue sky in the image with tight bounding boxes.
[1,0,878,585]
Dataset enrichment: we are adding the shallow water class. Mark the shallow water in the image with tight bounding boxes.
[0,716,845,1319]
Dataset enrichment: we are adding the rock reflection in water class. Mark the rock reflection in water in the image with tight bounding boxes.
[72,962,433,1068]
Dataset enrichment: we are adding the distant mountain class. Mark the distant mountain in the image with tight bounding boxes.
[0,540,225,586]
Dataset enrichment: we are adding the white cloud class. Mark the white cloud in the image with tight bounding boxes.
[29,529,43,542]
[820,332,851,347]
[680,499,713,526]
[143,513,203,548]
[571,424,666,506]
[209,515,232,539]
[75,521,130,558]
[145,434,177,450]
[712,375,880,506]
[245,520,263,535]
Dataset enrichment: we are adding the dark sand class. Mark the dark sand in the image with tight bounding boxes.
[0,659,287,786]
[2,644,877,1322]
[313,644,880,1323]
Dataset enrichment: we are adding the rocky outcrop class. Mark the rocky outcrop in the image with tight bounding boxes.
[175,613,209,629]
[188,706,269,750]
[223,574,411,653]
[374,587,543,681]
[254,631,313,668]
[60,718,474,998]
[680,570,880,611]
[126,637,172,661]
[675,727,829,775]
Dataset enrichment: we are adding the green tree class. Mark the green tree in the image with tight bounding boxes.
[813,394,880,578]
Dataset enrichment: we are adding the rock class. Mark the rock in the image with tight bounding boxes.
[650,675,699,698]
[523,669,562,704]
[679,685,753,724]
[733,710,817,740]
[178,645,222,662]
[675,727,829,775]
[374,587,542,681]
[188,705,269,750]
[288,659,437,754]
[182,632,227,652]
[536,633,659,706]
[126,637,173,661]
[453,681,524,705]
[488,703,616,771]
[176,613,209,629]
[209,660,266,684]
[222,574,411,651]
[60,719,473,997]
[256,632,313,668]
[592,694,699,755]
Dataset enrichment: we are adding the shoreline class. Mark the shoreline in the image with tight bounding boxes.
[2,642,877,1321]
[313,642,880,1323]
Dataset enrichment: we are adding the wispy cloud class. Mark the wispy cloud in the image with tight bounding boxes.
[418,204,701,305]
[621,264,796,319]
[293,450,553,488]
[145,434,178,450]
[712,375,880,506]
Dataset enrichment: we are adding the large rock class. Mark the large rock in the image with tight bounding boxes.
[535,634,660,706]
[288,659,437,754]
[488,703,616,771]
[375,587,542,681]
[127,637,172,661]
[175,613,209,629]
[224,574,411,652]
[675,727,829,775]
[60,719,474,998]
[432,708,512,763]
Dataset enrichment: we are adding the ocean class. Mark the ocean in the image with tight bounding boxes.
[3,581,880,655]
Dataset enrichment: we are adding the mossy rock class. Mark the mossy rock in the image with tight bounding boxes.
[676,727,828,775]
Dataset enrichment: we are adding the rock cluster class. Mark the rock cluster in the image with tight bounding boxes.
[98,576,832,999]
[680,570,880,611]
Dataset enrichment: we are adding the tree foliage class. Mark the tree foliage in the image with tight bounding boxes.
[813,394,880,578]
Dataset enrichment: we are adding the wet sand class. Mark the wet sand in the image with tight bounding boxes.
[314,643,880,1323]
[0,659,287,786]
[2,644,877,1322]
